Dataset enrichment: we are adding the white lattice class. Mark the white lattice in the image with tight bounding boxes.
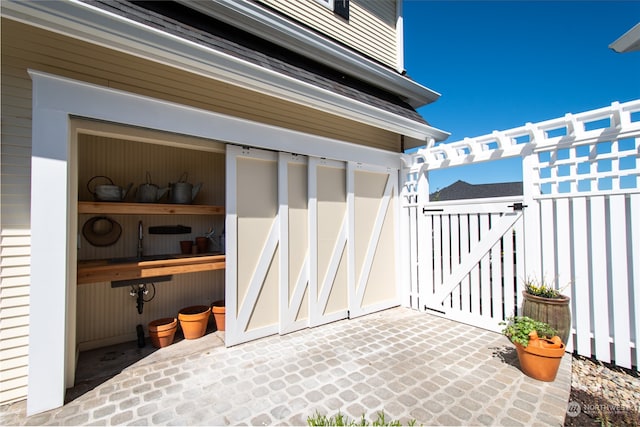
[534,137,639,196]
[414,100,640,177]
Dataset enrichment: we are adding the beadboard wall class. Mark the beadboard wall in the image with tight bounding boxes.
[76,271,225,351]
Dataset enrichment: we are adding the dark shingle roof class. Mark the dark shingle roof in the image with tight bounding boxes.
[82,0,429,125]
[430,180,523,201]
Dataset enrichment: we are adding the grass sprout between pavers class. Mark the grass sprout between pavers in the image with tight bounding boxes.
[307,410,416,426]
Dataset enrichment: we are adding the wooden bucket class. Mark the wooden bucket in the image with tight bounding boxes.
[521,291,571,344]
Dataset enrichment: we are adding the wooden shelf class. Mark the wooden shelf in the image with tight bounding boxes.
[78,201,224,215]
[77,253,225,285]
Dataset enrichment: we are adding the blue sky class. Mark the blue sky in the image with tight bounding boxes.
[403,1,640,192]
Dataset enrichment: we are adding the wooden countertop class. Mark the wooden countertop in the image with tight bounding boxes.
[77,253,225,285]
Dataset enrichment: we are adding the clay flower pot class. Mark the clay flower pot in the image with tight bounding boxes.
[180,240,193,254]
[195,237,209,253]
[211,300,225,332]
[178,305,210,339]
[148,317,177,348]
[514,332,565,382]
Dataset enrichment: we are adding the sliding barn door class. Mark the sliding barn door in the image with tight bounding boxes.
[309,158,349,327]
[348,163,400,318]
[226,146,280,346]
[227,147,400,345]
[279,153,310,335]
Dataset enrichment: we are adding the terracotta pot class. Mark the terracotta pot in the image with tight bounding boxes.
[211,300,225,331]
[148,317,177,348]
[180,240,193,255]
[178,305,210,339]
[521,291,571,344]
[195,237,209,254]
[514,339,565,382]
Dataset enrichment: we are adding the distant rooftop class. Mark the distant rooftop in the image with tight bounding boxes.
[609,23,640,53]
[430,180,523,201]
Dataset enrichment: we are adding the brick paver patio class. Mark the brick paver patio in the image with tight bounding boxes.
[0,307,571,426]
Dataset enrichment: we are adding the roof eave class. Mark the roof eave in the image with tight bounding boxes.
[609,23,640,53]
[175,0,441,108]
[2,0,448,143]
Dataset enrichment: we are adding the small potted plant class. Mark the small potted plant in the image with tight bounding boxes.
[521,276,571,344]
[501,316,565,382]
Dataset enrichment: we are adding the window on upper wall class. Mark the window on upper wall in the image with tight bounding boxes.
[315,0,350,20]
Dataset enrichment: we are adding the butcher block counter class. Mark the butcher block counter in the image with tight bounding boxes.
[77,253,225,285]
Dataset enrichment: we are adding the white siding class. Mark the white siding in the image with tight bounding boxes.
[258,0,398,69]
[1,19,399,152]
[1,39,33,404]
[0,230,31,404]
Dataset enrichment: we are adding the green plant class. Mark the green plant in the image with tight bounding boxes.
[523,276,564,299]
[500,316,557,347]
[307,411,416,427]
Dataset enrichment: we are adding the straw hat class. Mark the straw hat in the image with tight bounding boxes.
[82,216,122,247]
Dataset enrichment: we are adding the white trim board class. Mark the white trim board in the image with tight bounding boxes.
[31,71,402,167]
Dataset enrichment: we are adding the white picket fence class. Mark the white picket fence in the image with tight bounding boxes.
[402,100,640,370]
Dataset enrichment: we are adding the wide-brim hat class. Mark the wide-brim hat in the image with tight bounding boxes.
[82,216,122,247]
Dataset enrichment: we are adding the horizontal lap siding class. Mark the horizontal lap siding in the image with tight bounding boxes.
[0,231,31,404]
[0,17,398,405]
[1,32,33,403]
[258,0,398,69]
[2,19,398,151]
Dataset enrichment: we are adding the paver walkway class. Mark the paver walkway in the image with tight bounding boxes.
[1,307,571,426]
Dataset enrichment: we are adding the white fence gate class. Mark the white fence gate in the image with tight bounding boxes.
[404,100,640,370]
[420,198,525,332]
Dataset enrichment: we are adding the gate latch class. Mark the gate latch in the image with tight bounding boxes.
[422,207,444,214]
[508,202,527,211]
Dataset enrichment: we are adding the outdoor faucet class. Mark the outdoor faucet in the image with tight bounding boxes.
[137,220,143,258]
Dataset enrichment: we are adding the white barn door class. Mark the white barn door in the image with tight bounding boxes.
[226,145,280,346]
[309,158,349,327]
[227,147,401,344]
[279,153,310,335]
[348,163,400,318]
